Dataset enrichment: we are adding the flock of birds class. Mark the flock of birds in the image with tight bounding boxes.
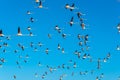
[0,0,120,80]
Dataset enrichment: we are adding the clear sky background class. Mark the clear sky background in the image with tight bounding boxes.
[0,0,120,80]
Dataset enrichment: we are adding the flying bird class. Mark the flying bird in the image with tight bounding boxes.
[35,0,40,3]
[96,76,99,80]
[116,23,120,33]
[38,42,43,47]
[27,26,31,31]
[65,4,70,9]
[38,0,43,8]
[85,34,89,41]
[100,73,104,78]
[27,11,32,15]
[30,42,34,48]
[103,58,107,62]
[45,48,49,54]
[38,0,48,9]
[0,29,4,37]
[82,53,87,59]
[73,62,76,68]
[69,17,74,26]
[55,25,61,33]
[65,3,77,11]
[79,41,83,46]
[62,48,65,53]
[13,75,16,79]
[62,33,66,39]
[116,45,120,51]
[80,23,86,30]
[48,33,51,39]
[38,61,42,66]
[30,17,34,23]
[77,12,82,18]
[77,12,85,18]
[57,43,61,50]
[3,42,8,47]
[17,27,22,36]
[6,36,11,40]
[77,34,81,40]
[29,32,34,36]
[34,73,38,77]
[97,58,101,69]
[70,3,75,11]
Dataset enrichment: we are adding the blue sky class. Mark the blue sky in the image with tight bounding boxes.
[0,0,120,80]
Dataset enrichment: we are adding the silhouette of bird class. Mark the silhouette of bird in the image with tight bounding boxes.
[17,27,22,36]
[70,3,75,11]
[97,58,100,69]
[85,34,89,41]
[30,17,34,23]
[34,73,38,77]
[62,64,65,68]
[27,26,31,31]
[62,48,65,53]
[38,42,43,47]
[0,58,5,63]
[0,29,4,37]
[27,11,31,15]
[65,3,76,11]
[103,58,107,62]
[38,0,43,8]
[106,52,110,59]
[100,73,104,78]
[82,53,87,59]
[13,75,16,79]
[3,42,8,47]
[77,12,82,18]
[45,48,49,54]
[0,63,3,68]
[38,61,42,66]
[57,43,61,50]
[117,45,120,50]
[14,50,18,53]
[35,0,40,3]
[48,34,51,39]
[73,62,76,68]
[34,47,39,52]
[79,41,83,46]
[77,34,81,40]
[29,32,33,36]
[55,25,61,33]
[96,76,99,80]
[42,74,46,79]
[62,33,66,38]
[80,23,85,30]
[6,36,11,40]
[65,4,70,9]
[69,17,74,26]
[30,42,34,48]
